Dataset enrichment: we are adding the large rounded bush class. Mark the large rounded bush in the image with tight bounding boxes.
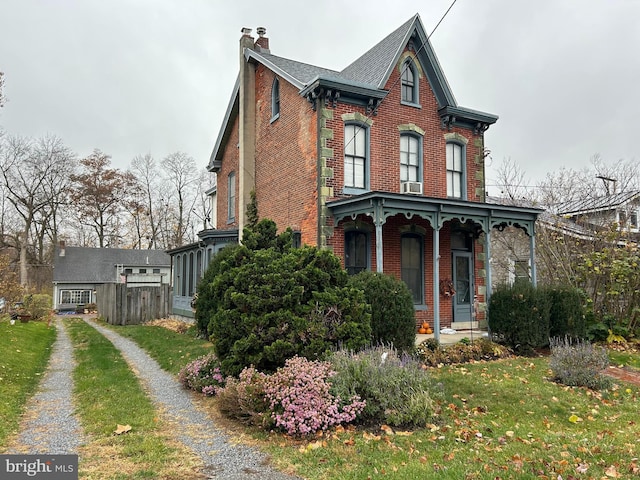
[348,271,416,351]
[195,219,372,377]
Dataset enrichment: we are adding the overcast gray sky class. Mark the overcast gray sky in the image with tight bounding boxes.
[1,0,638,194]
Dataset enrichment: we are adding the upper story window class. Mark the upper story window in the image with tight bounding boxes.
[271,78,280,121]
[401,60,418,105]
[400,134,421,183]
[227,171,236,223]
[446,142,465,199]
[344,123,368,191]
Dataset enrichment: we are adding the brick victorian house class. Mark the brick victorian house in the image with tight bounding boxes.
[169,14,542,340]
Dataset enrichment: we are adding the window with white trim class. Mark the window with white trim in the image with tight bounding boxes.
[446,142,465,199]
[344,124,368,190]
[400,134,421,183]
[60,290,91,305]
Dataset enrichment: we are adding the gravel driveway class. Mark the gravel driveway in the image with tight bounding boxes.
[7,316,302,480]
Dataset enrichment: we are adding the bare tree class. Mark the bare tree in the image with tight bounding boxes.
[161,151,198,248]
[129,153,164,248]
[71,150,135,248]
[0,134,75,287]
[0,71,5,108]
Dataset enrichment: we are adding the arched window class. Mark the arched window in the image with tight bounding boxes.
[271,78,280,120]
[401,60,418,104]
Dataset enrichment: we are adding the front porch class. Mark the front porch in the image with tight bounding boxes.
[328,191,542,342]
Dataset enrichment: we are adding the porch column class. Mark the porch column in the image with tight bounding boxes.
[433,226,440,342]
[529,232,537,286]
[374,199,384,273]
[485,229,492,305]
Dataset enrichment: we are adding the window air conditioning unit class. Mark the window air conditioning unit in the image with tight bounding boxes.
[401,181,422,195]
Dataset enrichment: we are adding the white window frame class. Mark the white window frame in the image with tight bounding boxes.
[344,123,369,192]
[446,142,466,199]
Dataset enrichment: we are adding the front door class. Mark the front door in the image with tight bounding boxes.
[453,251,473,323]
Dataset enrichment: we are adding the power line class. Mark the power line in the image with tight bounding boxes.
[344,1,459,153]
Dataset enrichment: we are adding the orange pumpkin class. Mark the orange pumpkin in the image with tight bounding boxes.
[418,327,427,334]
[426,328,433,334]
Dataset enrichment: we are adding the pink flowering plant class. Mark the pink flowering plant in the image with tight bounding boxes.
[178,353,225,396]
[263,356,365,436]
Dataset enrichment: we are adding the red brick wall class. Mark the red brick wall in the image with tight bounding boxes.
[325,50,483,202]
[216,116,240,229]
[253,65,319,245]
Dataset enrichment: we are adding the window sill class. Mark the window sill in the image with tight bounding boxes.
[270,113,280,124]
[401,100,422,109]
[415,304,429,311]
[342,186,369,195]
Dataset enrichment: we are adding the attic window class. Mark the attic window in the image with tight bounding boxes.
[271,78,280,122]
[401,60,418,105]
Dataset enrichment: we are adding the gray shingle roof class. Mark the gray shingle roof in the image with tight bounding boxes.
[340,15,417,88]
[252,52,340,88]
[53,247,170,284]
[553,191,640,215]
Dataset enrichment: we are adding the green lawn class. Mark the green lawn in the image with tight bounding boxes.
[0,318,56,448]
[107,323,214,374]
[64,318,202,479]
[260,357,640,479]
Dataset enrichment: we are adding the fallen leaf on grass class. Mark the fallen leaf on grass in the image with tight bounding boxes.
[568,414,583,423]
[605,465,620,477]
[114,424,131,435]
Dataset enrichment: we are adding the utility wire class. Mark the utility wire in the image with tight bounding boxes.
[344,0,459,152]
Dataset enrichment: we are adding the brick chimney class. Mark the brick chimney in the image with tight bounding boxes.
[255,27,269,52]
[59,240,66,257]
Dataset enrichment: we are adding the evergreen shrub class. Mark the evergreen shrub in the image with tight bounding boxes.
[488,282,551,353]
[195,219,371,377]
[549,336,612,390]
[548,286,587,338]
[348,271,416,352]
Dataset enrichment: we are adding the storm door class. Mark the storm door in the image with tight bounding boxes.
[452,251,473,323]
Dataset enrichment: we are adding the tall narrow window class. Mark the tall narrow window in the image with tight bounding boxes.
[345,230,369,275]
[446,143,465,199]
[400,134,420,182]
[401,60,417,104]
[271,78,280,120]
[401,233,424,304]
[344,124,368,190]
[227,172,236,222]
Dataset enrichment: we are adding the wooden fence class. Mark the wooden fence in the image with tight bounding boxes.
[96,284,170,325]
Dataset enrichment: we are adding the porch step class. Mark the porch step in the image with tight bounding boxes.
[450,321,479,330]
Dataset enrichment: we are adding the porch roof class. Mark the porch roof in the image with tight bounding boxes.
[327,191,542,235]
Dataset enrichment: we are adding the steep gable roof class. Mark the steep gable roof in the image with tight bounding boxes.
[208,14,497,171]
[53,247,170,284]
